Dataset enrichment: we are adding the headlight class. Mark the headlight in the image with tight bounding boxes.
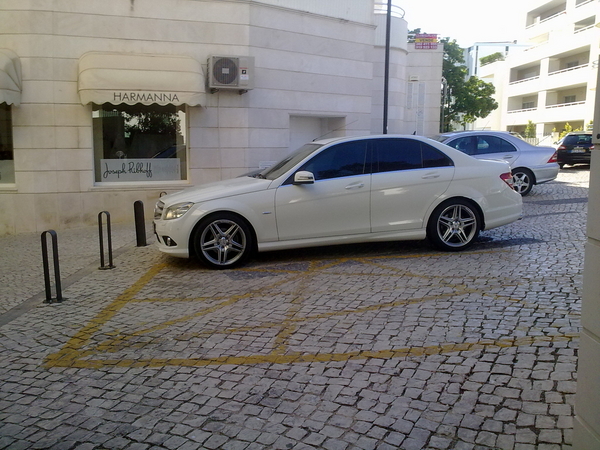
[163,202,194,220]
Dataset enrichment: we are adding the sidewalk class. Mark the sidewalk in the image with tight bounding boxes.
[0,221,154,318]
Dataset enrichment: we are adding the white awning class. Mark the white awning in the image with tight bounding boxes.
[0,49,22,106]
[78,52,205,106]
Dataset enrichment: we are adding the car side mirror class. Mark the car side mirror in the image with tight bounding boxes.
[293,171,315,185]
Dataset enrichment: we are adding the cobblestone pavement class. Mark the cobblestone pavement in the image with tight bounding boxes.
[0,168,589,450]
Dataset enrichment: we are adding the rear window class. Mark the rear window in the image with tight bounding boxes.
[563,134,592,146]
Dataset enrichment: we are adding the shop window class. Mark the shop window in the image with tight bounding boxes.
[93,103,187,183]
[0,103,14,184]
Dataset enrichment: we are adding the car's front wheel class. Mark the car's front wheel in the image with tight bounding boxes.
[193,213,254,269]
[512,168,534,196]
[427,199,480,251]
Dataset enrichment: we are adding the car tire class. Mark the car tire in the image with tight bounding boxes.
[192,213,254,269]
[512,168,534,196]
[427,199,480,252]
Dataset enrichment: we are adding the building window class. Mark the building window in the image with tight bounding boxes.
[522,102,535,109]
[564,95,577,104]
[0,103,14,184]
[93,103,187,183]
[566,61,579,69]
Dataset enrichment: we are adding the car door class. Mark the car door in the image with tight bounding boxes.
[274,140,371,240]
[471,135,518,165]
[370,138,454,232]
[446,134,518,166]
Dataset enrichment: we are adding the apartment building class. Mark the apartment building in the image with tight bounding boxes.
[0,0,443,235]
[473,0,598,141]
[464,41,531,78]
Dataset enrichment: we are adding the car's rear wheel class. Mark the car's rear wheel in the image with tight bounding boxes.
[427,199,480,251]
[193,213,253,269]
[512,168,534,196]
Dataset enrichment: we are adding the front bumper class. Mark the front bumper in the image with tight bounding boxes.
[153,220,191,258]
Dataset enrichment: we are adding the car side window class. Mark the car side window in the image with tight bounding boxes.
[299,141,367,181]
[422,144,453,168]
[371,139,453,173]
[475,136,516,155]
[446,137,475,155]
[372,139,421,173]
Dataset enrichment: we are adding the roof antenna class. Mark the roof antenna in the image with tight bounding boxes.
[312,119,358,141]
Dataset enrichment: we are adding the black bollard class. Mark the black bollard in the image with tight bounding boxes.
[134,200,147,247]
[41,230,63,303]
[98,211,115,270]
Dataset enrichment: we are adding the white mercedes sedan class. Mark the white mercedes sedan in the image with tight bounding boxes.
[153,135,523,269]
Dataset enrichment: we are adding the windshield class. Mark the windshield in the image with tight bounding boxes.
[258,143,324,180]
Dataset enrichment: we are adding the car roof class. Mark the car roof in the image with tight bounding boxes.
[440,131,512,138]
[311,134,434,146]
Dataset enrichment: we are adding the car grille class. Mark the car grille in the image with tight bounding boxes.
[154,201,165,220]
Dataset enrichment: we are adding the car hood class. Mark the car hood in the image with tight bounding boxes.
[160,176,273,206]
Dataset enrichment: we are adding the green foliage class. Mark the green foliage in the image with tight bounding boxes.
[558,122,585,139]
[480,52,504,66]
[559,123,573,140]
[440,38,498,131]
[123,111,179,136]
[524,120,536,139]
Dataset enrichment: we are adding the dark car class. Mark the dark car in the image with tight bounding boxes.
[555,132,593,168]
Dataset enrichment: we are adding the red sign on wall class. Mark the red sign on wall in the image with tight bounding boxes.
[415,34,438,50]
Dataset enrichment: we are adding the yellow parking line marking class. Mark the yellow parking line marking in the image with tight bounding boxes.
[44,248,569,369]
[46,334,577,369]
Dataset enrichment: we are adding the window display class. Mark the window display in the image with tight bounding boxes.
[0,103,14,184]
[92,103,187,183]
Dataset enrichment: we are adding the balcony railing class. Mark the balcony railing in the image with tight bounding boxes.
[575,24,595,34]
[549,63,589,76]
[546,101,586,109]
[374,2,405,18]
[508,107,538,114]
[525,41,549,52]
[526,10,567,29]
[576,0,594,8]
[509,76,540,85]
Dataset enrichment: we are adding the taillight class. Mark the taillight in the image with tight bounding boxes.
[557,145,566,151]
[500,172,514,189]
[591,145,595,150]
[548,151,558,163]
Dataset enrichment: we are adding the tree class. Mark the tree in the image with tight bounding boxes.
[524,120,536,139]
[440,38,498,131]
[480,52,504,66]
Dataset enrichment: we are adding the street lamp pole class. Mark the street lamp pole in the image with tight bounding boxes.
[383,0,392,134]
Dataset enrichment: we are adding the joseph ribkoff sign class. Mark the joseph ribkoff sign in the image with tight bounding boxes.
[101,159,181,182]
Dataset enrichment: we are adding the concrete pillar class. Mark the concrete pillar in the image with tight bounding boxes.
[573,55,600,450]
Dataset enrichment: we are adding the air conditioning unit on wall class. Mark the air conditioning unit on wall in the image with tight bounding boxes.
[208,56,255,93]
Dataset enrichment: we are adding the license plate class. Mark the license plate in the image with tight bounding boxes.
[571,148,585,153]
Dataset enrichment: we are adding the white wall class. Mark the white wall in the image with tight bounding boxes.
[0,0,442,234]
[573,68,600,450]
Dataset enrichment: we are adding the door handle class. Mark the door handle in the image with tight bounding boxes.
[421,173,440,179]
[345,182,365,190]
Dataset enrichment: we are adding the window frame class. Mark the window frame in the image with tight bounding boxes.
[0,102,14,185]
[92,103,189,185]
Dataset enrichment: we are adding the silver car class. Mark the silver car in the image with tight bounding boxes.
[438,131,559,196]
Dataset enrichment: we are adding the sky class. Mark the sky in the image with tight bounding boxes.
[397,0,527,47]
